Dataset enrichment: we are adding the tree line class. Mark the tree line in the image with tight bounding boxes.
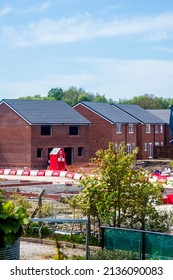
[19,86,173,109]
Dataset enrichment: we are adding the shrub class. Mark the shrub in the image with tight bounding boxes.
[55,233,84,244]
[90,249,139,260]
[0,190,29,247]
[24,223,54,238]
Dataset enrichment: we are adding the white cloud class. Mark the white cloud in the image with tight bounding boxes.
[88,58,173,99]
[16,2,51,14]
[39,2,51,12]
[0,5,12,17]
[1,59,173,100]
[3,11,173,47]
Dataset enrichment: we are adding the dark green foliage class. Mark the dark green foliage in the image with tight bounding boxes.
[88,235,100,246]
[24,223,54,238]
[55,233,84,244]
[0,190,29,247]
[119,93,172,109]
[54,233,99,246]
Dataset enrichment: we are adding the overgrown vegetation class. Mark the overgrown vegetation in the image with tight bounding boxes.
[90,249,139,260]
[24,222,99,246]
[68,142,173,242]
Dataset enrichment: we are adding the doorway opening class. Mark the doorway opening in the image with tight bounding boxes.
[64,147,73,165]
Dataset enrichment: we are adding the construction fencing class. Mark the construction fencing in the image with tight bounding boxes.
[102,227,173,260]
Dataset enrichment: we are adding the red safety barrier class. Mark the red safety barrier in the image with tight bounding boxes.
[52,170,60,177]
[66,172,74,179]
[9,169,17,175]
[37,170,45,176]
[158,177,167,183]
[0,169,4,175]
[151,173,160,177]
[167,194,173,204]
[161,197,168,204]
[22,170,30,176]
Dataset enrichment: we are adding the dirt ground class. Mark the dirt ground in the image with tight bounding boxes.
[20,239,100,260]
[68,160,172,173]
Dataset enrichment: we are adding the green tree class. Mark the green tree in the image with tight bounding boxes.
[74,142,164,237]
[77,93,92,102]
[120,94,172,109]
[94,93,108,103]
[19,95,47,100]
[47,87,64,100]
[71,176,102,239]
[63,86,80,106]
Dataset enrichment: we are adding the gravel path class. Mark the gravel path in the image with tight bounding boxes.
[20,241,57,260]
[20,240,87,260]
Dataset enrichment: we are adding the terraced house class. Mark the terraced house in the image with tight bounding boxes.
[73,102,167,160]
[0,99,170,169]
[0,99,91,169]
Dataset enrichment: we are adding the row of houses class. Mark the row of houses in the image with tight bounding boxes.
[0,99,172,169]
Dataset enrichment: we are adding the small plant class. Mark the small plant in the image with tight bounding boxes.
[53,241,68,260]
[0,190,29,248]
[54,233,84,244]
[90,249,139,260]
[24,222,54,238]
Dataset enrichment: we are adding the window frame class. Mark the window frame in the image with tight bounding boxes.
[160,124,163,133]
[37,148,44,158]
[116,123,122,134]
[155,124,158,133]
[128,124,134,134]
[69,126,80,135]
[144,143,147,151]
[126,143,131,153]
[146,124,151,133]
[78,147,84,157]
[41,125,52,136]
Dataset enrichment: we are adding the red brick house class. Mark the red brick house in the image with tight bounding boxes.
[74,102,167,160]
[73,102,138,159]
[148,109,172,146]
[0,99,91,169]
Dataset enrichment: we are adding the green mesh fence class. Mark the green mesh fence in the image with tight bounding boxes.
[145,232,173,260]
[102,227,173,260]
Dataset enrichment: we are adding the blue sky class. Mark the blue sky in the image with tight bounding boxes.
[1,0,173,101]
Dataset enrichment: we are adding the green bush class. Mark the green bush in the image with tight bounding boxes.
[88,235,99,246]
[24,223,54,238]
[90,249,139,260]
[55,233,84,244]
[0,190,29,247]
[55,233,100,246]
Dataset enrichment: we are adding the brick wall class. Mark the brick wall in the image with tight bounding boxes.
[30,124,90,169]
[0,103,90,169]
[74,104,138,159]
[74,104,168,160]
[0,103,31,168]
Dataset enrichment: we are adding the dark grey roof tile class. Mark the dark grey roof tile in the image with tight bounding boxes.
[1,99,91,125]
[77,101,139,123]
[147,109,170,124]
[113,104,166,124]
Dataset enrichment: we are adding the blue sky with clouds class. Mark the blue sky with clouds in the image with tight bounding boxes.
[1,0,173,101]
